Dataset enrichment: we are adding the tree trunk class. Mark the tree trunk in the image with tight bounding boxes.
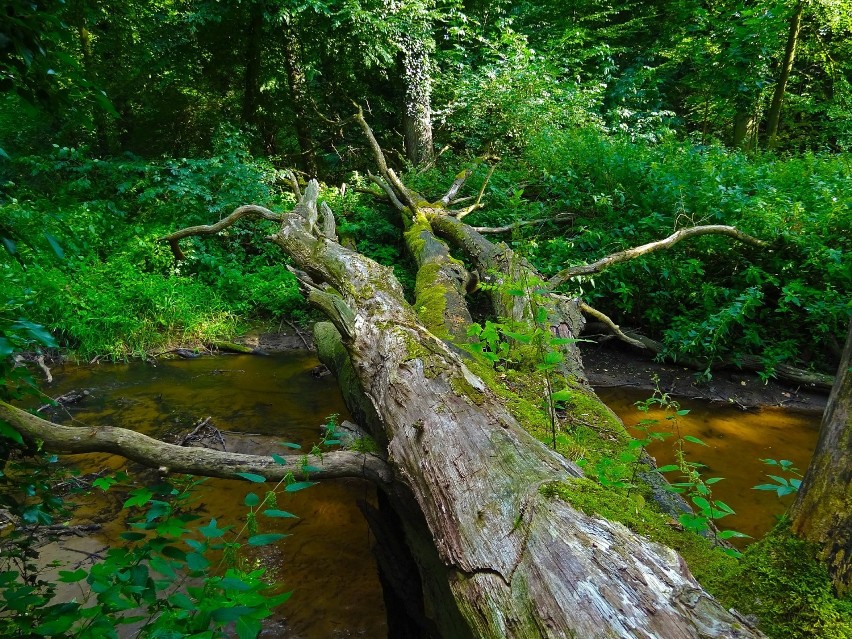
[766,1,804,148]
[791,320,852,595]
[281,24,318,176]
[733,110,759,150]
[400,33,434,166]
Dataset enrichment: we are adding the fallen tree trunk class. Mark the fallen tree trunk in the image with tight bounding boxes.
[160,180,763,637]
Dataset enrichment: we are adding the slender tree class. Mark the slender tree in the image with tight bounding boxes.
[766,0,805,147]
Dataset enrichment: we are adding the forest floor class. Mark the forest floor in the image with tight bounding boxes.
[580,341,828,412]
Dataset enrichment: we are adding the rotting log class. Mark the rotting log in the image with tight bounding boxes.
[157,180,763,638]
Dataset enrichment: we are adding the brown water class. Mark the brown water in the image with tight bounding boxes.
[34,352,387,639]
[595,387,822,543]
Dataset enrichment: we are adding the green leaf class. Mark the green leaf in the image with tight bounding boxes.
[244,492,261,507]
[235,472,266,483]
[676,409,690,416]
[44,232,65,260]
[704,477,724,485]
[123,488,153,508]
[683,435,708,446]
[186,552,210,571]
[199,519,226,539]
[262,509,298,519]
[58,568,87,583]
[285,481,317,492]
[211,606,257,622]
[271,453,287,465]
[718,529,751,540]
[247,533,288,546]
[0,421,24,445]
[119,531,147,542]
[656,464,679,473]
[168,592,196,610]
[280,442,302,450]
[236,616,263,639]
[692,496,711,512]
[502,330,532,344]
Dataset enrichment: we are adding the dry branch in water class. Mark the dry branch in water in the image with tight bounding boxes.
[0,401,392,484]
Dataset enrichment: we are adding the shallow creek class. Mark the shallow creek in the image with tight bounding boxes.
[34,352,387,639]
[595,387,822,543]
[31,354,822,636]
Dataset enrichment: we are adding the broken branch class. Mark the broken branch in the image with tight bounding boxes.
[160,204,283,260]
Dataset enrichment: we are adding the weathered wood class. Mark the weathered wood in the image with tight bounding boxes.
[0,401,392,484]
[264,182,763,637]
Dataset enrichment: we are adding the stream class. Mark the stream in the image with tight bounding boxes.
[29,353,822,636]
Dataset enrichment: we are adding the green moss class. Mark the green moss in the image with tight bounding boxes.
[413,262,450,337]
[706,523,852,639]
[349,436,380,454]
[449,372,486,405]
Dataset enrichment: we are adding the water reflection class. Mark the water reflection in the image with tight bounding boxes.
[595,387,822,543]
[37,352,387,639]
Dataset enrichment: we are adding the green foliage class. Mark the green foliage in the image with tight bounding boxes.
[0,139,307,359]
[455,127,851,375]
[710,523,852,639]
[754,458,804,498]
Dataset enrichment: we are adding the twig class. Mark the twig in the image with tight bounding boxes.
[285,319,311,349]
[578,302,648,350]
[451,164,495,220]
[473,212,575,234]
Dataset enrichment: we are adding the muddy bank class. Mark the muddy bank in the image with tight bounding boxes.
[581,341,828,413]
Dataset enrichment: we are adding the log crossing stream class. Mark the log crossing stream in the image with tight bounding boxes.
[33,353,821,635]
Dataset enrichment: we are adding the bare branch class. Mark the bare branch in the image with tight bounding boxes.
[578,302,647,350]
[160,204,283,260]
[280,169,302,199]
[451,164,495,220]
[353,106,418,211]
[368,172,407,212]
[549,225,767,287]
[473,212,575,234]
[0,401,392,484]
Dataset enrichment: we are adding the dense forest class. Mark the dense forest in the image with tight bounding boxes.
[1,0,851,637]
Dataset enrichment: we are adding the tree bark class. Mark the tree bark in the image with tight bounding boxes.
[159,180,764,638]
[0,401,392,484]
[766,1,804,148]
[400,32,434,166]
[791,320,852,595]
[733,110,759,150]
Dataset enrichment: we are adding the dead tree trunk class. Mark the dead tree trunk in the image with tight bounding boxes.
[155,180,762,638]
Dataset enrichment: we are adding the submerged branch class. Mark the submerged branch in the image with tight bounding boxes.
[0,402,392,484]
[550,225,767,287]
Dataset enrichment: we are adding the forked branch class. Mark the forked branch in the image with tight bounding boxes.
[549,225,767,287]
[579,302,647,350]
